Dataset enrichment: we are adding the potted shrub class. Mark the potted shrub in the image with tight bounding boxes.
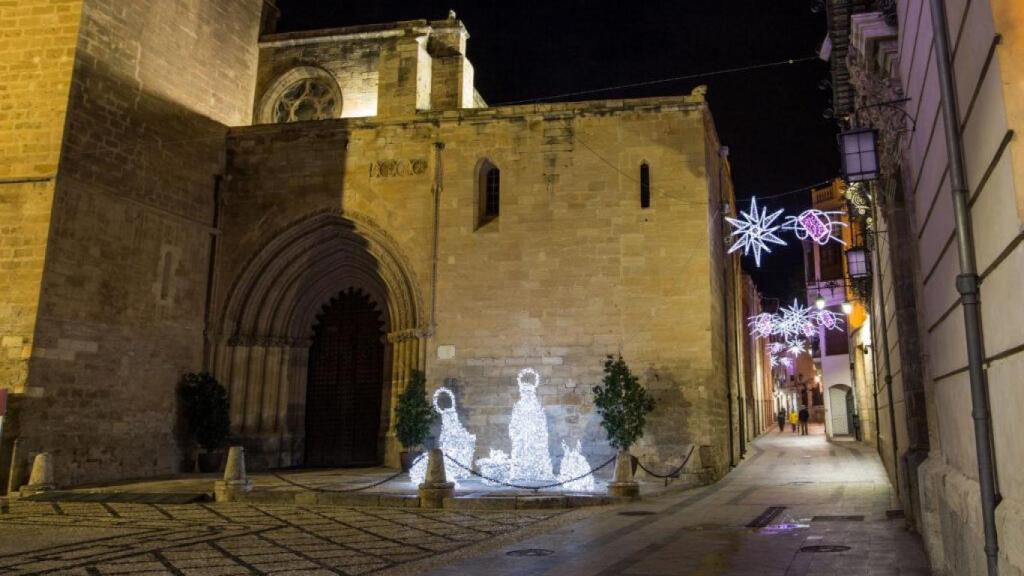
[179,372,230,473]
[394,369,436,471]
[592,355,656,482]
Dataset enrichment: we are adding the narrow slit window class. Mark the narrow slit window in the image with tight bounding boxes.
[640,162,651,208]
[159,251,173,300]
[478,159,500,227]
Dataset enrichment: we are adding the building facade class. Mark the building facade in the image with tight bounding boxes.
[825,0,1024,573]
[1,1,750,489]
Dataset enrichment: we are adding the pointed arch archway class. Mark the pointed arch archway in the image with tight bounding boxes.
[211,210,426,469]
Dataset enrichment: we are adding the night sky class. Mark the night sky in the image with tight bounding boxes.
[276,0,840,299]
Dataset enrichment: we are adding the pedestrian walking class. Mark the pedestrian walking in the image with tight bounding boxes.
[789,409,798,433]
[798,405,810,435]
[776,408,786,432]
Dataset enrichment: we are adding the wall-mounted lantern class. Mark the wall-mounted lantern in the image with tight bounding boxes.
[839,129,880,182]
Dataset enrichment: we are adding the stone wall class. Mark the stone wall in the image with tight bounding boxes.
[0,0,82,396]
[10,0,263,487]
[890,0,1024,573]
[216,93,737,478]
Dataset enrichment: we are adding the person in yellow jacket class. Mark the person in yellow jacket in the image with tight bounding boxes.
[789,410,799,433]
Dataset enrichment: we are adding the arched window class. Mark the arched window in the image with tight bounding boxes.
[256,66,343,124]
[477,160,500,227]
[640,162,651,209]
[273,78,339,123]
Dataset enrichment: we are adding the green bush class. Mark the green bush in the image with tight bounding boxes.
[395,370,436,450]
[592,355,656,451]
[178,372,230,451]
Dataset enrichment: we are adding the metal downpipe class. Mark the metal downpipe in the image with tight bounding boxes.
[927,0,1000,573]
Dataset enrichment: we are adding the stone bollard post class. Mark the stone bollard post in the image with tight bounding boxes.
[20,452,56,497]
[607,449,639,498]
[214,446,253,502]
[417,448,454,509]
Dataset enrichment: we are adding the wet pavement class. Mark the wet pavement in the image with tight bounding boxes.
[424,424,932,576]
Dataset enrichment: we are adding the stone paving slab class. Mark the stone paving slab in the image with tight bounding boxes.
[0,498,573,575]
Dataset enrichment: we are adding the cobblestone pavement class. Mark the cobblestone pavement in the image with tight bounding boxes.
[426,425,934,576]
[0,499,565,575]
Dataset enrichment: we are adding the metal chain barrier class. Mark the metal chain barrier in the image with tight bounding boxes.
[443,453,617,492]
[635,445,696,484]
[269,469,407,493]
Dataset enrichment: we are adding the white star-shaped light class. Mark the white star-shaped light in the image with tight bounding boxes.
[779,356,794,369]
[725,196,787,267]
[776,300,815,339]
[786,338,808,357]
[768,341,787,355]
[769,354,780,368]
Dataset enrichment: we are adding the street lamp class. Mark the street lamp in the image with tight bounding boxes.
[839,129,880,182]
[841,301,854,315]
[815,294,826,310]
[845,246,869,279]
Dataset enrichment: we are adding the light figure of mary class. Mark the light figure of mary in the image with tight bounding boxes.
[509,368,554,481]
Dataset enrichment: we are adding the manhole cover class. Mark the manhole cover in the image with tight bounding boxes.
[506,549,555,557]
[799,545,852,553]
[619,511,657,516]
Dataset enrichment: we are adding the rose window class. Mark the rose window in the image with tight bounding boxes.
[272,79,338,123]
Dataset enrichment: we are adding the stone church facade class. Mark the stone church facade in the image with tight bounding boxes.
[1,1,746,488]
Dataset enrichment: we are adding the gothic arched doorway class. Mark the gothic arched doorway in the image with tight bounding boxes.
[305,288,385,467]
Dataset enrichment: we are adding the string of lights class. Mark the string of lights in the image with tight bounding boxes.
[493,56,820,106]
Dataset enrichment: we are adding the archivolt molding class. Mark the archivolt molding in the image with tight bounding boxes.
[218,208,425,346]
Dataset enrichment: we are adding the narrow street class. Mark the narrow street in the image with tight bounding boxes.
[425,426,932,576]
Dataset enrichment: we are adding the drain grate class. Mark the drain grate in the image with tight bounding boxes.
[746,506,786,528]
[619,511,657,516]
[800,545,852,553]
[506,549,555,557]
[811,515,864,522]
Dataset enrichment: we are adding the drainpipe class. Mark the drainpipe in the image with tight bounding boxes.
[870,193,899,497]
[928,0,1000,572]
[202,174,223,371]
[719,147,735,467]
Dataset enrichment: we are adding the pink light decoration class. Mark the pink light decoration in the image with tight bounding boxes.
[784,209,848,246]
[799,211,830,243]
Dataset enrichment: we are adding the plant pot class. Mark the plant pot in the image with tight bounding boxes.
[400,450,423,472]
[197,450,224,473]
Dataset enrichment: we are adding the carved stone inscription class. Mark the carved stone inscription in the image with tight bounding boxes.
[369,158,428,178]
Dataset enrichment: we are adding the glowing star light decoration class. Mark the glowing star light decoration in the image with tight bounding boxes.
[409,387,477,486]
[777,300,816,340]
[768,342,787,355]
[509,368,555,482]
[779,356,794,369]
[784,209,848,246]
[785,339,808,357]
[725,196,786,267]
[557,440,595,492]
